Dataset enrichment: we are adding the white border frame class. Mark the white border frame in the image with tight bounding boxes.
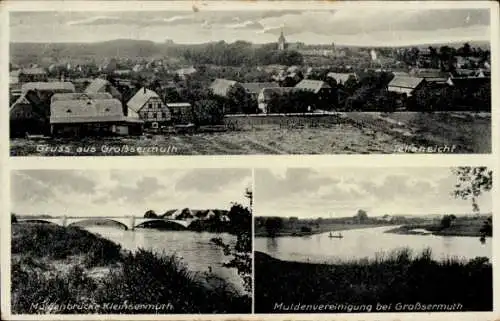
[1,1,499,320]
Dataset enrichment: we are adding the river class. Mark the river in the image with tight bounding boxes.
[84,226,245,294]
[254,226,491,263]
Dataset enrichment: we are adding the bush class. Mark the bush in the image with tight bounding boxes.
[11,224,121,267]
[255,247,492,312]
[300,226,312,233]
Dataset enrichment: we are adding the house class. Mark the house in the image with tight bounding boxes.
[114,69,132,76]
[161,209,177,218]
[18,68,48,83]
[409,68,448,82]
[51,92,113,103]
[127,87,171,130]
[167,102,194,124]
[391,71,411,77]
[326,72,358,85]
[387,76,426,97]
[257,87,296,113]
[10,90,45,136]
[132,64,145,73]
[240,82,279,99]
[100,58,118,73]
[10,70,20,84]
[174,208,194,220]
[175,66,197,80]
[193,209,217,221]
[85,78,122,101]
[295,79,332,95]
[209,78,239,97]
[21,82,76,94]
[21,82,76,109]
[50,97,143,137]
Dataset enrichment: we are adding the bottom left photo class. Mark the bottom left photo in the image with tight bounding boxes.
[9,168,252,314]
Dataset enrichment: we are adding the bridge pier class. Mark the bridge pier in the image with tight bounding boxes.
[129,216,135,231]
[61,215,67,227]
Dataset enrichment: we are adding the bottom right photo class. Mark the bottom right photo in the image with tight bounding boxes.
[254,166,492,313]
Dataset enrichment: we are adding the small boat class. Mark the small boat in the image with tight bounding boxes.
[329,232,343,239]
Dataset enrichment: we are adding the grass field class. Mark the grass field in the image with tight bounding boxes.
[10,112,490,156]
[255,249,492,313]
[254,222,389,237]
[11,224,251,314]
[386,215,492,237]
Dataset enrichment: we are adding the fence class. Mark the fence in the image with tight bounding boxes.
[223,113,346,130]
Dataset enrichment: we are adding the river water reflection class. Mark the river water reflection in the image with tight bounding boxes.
[84,226,245,294]
[254,226,491,263]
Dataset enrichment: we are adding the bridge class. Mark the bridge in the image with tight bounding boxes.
[16,216,193,230]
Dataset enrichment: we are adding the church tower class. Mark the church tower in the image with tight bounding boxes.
[278,28,286,51]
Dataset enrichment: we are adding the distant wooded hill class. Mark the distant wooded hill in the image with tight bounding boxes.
[10,39,490,67]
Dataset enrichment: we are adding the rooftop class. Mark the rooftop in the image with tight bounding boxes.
[50,98,142,124]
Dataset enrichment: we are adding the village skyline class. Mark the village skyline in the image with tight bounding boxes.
[11,169,253,217]
[10,8,490,46]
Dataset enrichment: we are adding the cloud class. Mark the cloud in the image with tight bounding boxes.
[11,169,252,216]
[259,8,489,37]
[108,176,165,204]
[67,16,123,26]
[11,171,55,204]
[255,167,492,217]
[10,8,492,46]
[175,168,251,193]
[256,168,337,201]
[14,170,97,195]
[227,20,264,30]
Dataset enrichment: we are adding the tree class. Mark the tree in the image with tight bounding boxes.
[227,203,251,234]
[11,213,18,224]
[355,209,368,223]
[300,226,312,233]
[264,217,284,237]
[211,195,252,293]
[480,217,492,237]
[440,214,457,229]
[193,99,224,126]
[439,45,457,72]
[452,166,493,240]
[452,167,492,213]
[144,210,158,218]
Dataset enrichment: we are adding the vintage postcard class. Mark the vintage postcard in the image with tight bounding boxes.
[1,1,499,321]
[254,166,493,313]
[6,1,495,156]
[9,168,253,315]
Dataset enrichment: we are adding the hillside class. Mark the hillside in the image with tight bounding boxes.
[10,39,490,67]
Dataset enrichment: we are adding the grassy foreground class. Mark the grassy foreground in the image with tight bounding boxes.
[255,249,492,313]
[11,224,250,314]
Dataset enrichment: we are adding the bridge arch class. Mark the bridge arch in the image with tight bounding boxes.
[17,219,63,226]
[134,218,190,230]
[67,218,129,230]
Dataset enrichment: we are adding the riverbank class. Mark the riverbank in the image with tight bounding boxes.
[385,218,490,237]
[11,224,251,314]
[254,250,492,313]
[254,223,389,237]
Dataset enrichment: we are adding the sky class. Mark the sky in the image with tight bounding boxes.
[9,7,490,46]
[255,167,492,218]
[11,169,252,217]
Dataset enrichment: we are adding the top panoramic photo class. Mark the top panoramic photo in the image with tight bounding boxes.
[8,3,494,156]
